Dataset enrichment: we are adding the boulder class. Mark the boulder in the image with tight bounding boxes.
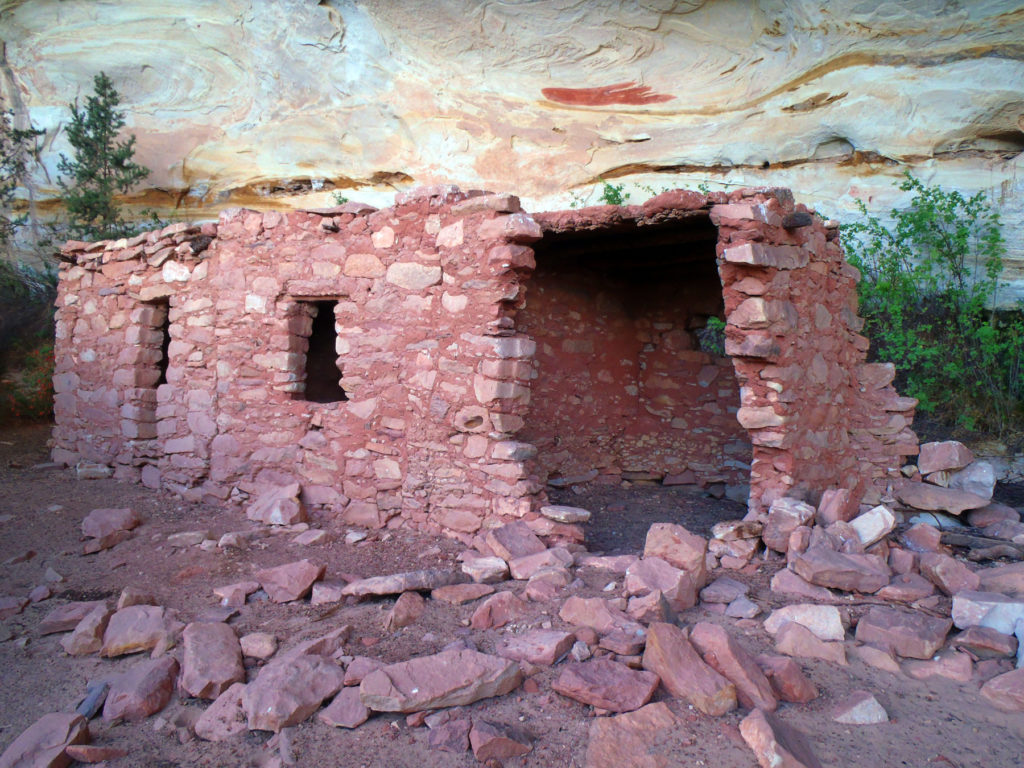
[642,523,707,586]
[583,702,677,768]
[343,569,466,597]
[213,581,260,608]
[383,591,425,631]
[980,668,1024,711]
[896,483,990,516]
[559,596,641,636]
[726,596,762,619]
[967,503,1020,528]
[81,507,140,539]
[774,623,847,665]
[551,658,659,713]
[427,718,472,753]
[39,601,108,635]
[469,720,533,761]
[525,568,572,601]
[508,548,573,580]
[952,626,1018,659]
[318,688,370,729]
[359,649,521,712]
[343,656,386,686]
[951,590,1024,635]
[790,546,890,593]
[700,576,748,604]
[180,622,245,699]
[240,632,278,660]
[754,655,818,703]
[243,654,345,731]
[875,573,935,603]
[739,708,824,768]
[101,605,182,658]
[256,560,324,603]
[903,650,973,682]
[763,604,846,642]
[762,498,816,553]
[689,622,776,711]
[624,557,699,611]
[470,591,528,630]
[245,482,306,525]
[60,605,112,656]
[497,629,575,666]
[900,523,944,553]
[103,657,179,722]
[769,569,835,602]
[854,605,952,659]
[460,553,510,584]
[978,562,1024,598]
[948,461,996,499]
[832,690,888,724]
[194,683,248,742]
[0,713,89,768]
[918,441,974,475]
[431,583,495,605]
[484,521,546,561]
[919,552,980,596]
[641,622,736,716]
[849,505,896,547]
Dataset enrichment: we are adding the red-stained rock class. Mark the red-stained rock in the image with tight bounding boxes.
[427,718,472,753]
[0,713,89,768]
[240,632,277,660]
[896,483,989,516]
[101,605,183,658]
[194,683,248,742]
[790,546,890,593]
[343,656,386,686]
[900,523,944,553]
[599,629,647,656]
[980,668,1024,711]
[319,688,370,729]
[243,654,345,731]
[256,559,324,603]
[626,590,676,624]
[917,441,974,475]
[245,482,306,525]
[552,657,658,713]
[63,745,128,763]
[60,605,112,656]
[384,591,425,631]
[967,503,1021,528]
[700,576,749,604]
[690,622,777,711]
[559,596,641,636]
[103,656,179,722]
[583,702,678,768]
[769,569,834,601]
[470,590,528,630]
[484,521,546,561]
[39,601,108,635]
[469,719,533,761]
[952,626,1019,659]
[497,629,575,666]
[359,649,522,712]
[624,557,699,611]
[851,644,901,674]
[643,523,707,584]
[81,507,140,539]
[876,573,935,602]
[978,562,1024,598]
[431,583,495,605]
[460,552,510,584]
[213,580,260,608]
[342,569,466,597]
[180,621,245,699]
[754,654,818,703]
[919,552,980,596]
[763,604,846,641]
[854,606,952,659]
[774,622,847,665]
[904,650,973,682]
[762,498,816,553]
[509,547,573,580]
[642,622,736,716]
[739,708,824,768]
[524,567,571,602]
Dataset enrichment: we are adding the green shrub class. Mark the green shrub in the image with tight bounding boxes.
[842,171,1024,435]
[0,341,54,422]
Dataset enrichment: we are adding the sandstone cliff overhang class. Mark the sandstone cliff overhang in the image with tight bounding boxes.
[52,185,918,541]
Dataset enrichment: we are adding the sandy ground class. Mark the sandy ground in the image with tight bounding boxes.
[1,422,1023,768]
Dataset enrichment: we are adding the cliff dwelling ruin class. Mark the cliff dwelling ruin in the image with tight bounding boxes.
[52,185,918,544]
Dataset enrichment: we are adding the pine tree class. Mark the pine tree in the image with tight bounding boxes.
[0,95,41,249]
[57,72,149,240]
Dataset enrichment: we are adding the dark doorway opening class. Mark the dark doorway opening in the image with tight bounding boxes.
[302,300,347,403]
[155,303,171,387]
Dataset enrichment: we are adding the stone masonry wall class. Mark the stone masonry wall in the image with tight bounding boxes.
[53,184,917,541]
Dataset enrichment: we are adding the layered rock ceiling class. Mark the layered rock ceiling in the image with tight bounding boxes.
[2,0,1023,302]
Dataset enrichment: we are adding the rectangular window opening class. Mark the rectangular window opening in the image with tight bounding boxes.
[298,300,347,403]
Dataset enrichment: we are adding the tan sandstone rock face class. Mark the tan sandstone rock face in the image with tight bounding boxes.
[5,2,1024,303]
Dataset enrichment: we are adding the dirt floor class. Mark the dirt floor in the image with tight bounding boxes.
[2,422,1024,767]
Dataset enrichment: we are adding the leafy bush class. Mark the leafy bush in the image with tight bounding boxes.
[843,172,1024,435]
[697,316,726,357]
[1,341,54,422]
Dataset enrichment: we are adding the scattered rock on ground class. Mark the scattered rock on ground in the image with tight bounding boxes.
[81,507,140,540]
[0,712,89,768]
[854,606,952,660]
[739,708,824,768]
[103,656,179,722]
[642,622,736,716]
[763,604,846,642]
[342,569,466,597]
[469,719,533,761]
[832,690,889,724]
[551,657,659,713]
[194,683,248,742]
[497,629,575,666]
[243,654,345,732]
[101,605,182,658]
[246,482,306,526]
[583,701,677,768]
[319,688,370,729]
[256,560,324,603]
[383,591,425,631]
[180,621,245,699]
